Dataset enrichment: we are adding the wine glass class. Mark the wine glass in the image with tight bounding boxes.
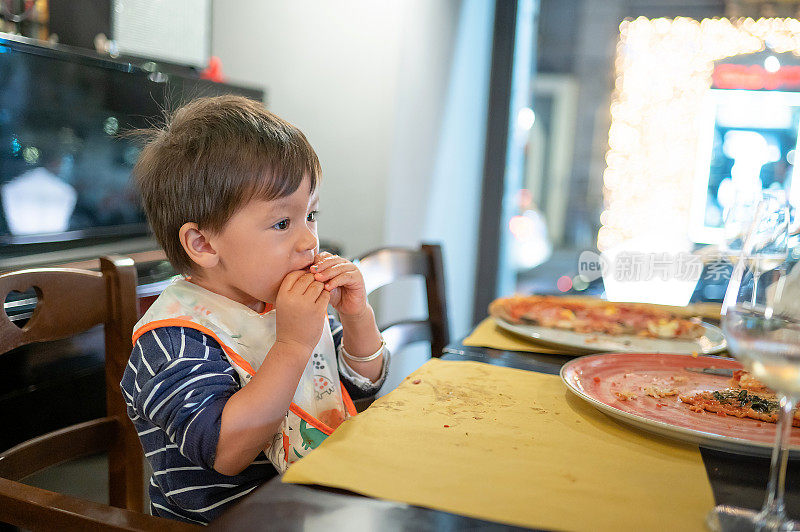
[721,190,788,264]
[710,194,798,531]
[721,191,759,259]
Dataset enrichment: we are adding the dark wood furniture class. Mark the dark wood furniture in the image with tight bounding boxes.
[0,252,175,455]
[0,256,198,531]
[355,243,450,357]
[207,342,800,530]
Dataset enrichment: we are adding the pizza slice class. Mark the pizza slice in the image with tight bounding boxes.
[680,370,800,427]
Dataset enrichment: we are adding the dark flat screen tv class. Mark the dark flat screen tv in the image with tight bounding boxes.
[0,33,263,268]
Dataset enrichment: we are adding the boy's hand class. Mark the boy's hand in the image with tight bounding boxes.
[274,270,330,353]
[310,252,367,318]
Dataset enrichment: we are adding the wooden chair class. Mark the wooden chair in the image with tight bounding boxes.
[0,256,198,531]
[355,243,450,358]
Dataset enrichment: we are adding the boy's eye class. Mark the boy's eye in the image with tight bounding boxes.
[307,210,319,223]
[273,219,290,230]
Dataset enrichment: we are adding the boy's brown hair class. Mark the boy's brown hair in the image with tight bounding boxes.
[132,95,321,274]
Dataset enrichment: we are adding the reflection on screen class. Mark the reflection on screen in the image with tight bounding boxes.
[0,38,262,248]
[0,46,157,244]
[1,166,77,234]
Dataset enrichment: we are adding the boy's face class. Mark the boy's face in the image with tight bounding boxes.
[204,175,319,310]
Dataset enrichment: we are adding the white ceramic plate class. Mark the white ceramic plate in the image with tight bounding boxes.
[493,316,727,355]
[560,353,800,458]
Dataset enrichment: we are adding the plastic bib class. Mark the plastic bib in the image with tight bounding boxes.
[133,278,356,472]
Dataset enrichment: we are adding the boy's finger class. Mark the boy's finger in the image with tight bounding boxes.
[310,254,343,273]
[314,262,355,281]
[311,251,334,266]
[304,280,326,300]
[316,288,331,306]
[290,272,317,294]
[279,270,307,292]
[323,271,359,291]
[313,258,347,275]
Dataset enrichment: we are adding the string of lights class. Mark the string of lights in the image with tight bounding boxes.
[600,17,800,252]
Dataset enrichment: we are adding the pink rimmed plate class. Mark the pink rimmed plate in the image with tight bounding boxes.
[560,352,800,458]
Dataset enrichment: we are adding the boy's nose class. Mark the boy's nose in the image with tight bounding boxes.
[298,226,318,252]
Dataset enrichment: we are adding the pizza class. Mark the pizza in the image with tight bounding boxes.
[489,295,705,340]
[680,370,800,427]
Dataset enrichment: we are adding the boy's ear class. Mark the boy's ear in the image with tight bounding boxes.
[179,222,219,269]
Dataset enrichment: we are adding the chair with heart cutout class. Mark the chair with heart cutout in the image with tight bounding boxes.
[0,255,199,531]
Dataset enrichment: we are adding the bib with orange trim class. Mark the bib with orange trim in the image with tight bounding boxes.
[132,278,356,473]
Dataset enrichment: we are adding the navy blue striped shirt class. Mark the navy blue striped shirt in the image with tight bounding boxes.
[120,317,385,524]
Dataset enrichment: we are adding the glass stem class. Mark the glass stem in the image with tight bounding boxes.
[751,270,762,306]
[758,394,796,527]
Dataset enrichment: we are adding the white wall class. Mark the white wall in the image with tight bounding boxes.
[212,0,493,386]
[211,1,405,256]
[380,0,493,388]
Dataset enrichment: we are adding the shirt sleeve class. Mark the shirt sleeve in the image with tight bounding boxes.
[328,314,390,399]
[124,326,240,470]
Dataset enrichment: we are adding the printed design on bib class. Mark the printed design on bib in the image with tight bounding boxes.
[319,408,346,430]
[299,419,328,450]
[282,426,305,461]
[311,353,336,400]
[275,410,330,468]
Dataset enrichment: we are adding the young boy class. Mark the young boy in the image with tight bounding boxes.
[120,95,389,524]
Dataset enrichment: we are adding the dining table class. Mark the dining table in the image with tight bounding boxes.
[208,338,800,531]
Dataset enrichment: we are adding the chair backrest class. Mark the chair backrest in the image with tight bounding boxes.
[355,243,449,357]
[0,256,145,515]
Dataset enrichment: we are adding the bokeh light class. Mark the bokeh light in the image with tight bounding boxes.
[517,107,536,131]
[103,116,119,135]
[557,275,573,292]
[572,276,589,291]
[22,146,39,164]
[764,54,780,72]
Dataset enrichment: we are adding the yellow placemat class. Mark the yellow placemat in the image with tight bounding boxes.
[463,317,566,354]
[283,359,714,531]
